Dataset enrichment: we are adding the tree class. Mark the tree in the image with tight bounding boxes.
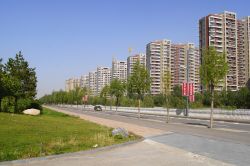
[100,85,110,110]
[109,79,126,111]
[162,69,171,123]
[200,47,228,128]
[127,61,151,118]
[4,51,37,99]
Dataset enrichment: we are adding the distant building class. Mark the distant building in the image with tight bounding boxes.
[199,11,238,91]
[171,43,200,92]
[238,16,250,88]
[96,67,111,95]
[111,58,127,82]
[65,78,80,92]
[127,53,146,77]
[80,75,89,88]
[146,39,200,95]
[146,39,172,95]
[88,71,97,96]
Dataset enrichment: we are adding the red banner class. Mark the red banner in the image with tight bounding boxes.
[182,82,188,96]
[189,83,194,96]
[189,95,195,102]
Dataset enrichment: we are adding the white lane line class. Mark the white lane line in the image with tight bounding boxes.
[214,128,249,133]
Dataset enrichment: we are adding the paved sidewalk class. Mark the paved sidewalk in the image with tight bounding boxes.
[1,138,233,166]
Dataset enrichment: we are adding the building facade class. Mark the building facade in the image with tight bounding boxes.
[237,16,250,88]
[65,78,80,92]
[146,39,172,95]
[111,58,127,82]
[88,71,97,96]
[96,67,111,95]
[171,43,200,92]
[199,11,238,91]
[127,53,146,77]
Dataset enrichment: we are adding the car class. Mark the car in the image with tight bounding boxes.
[94,105,103,111]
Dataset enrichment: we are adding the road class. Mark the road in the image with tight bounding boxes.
[58,105,250,144]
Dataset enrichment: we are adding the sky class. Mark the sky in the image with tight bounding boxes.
[0,0,249,98]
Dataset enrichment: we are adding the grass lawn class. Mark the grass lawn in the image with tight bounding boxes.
[0,108,139,161]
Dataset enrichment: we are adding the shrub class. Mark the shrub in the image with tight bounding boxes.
[1,96,15,113]
[142,95,154,108]
[16,98,42,113]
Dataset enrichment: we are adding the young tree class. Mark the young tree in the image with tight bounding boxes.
[200,47,228,128]
[100,85,110,111]
[162,69,171,123]
[109,79,126,111]
[127,61,151,119]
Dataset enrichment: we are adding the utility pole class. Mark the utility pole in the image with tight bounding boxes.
[186,52,189,117]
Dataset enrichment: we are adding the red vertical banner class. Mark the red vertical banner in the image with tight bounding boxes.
[189,83,194,96]
[182,82,187,96]
[189,95,195,102]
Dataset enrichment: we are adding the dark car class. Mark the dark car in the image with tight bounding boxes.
[94,105,102,111]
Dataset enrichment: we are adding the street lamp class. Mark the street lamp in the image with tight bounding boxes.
[180,56,189,117]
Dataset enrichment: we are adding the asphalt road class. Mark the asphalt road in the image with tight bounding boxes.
[56,105,250,145]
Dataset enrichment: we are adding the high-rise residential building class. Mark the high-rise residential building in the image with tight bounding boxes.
[171,43,200,92]
[238,16,250,88]
[199,11,238,91]
[146,39,172,95]
[65,78,80,92]
[96,67,111,95]
[88,71,97,96]
[127,53,146,77]
[111,58,127,82]
[80,75,89,88]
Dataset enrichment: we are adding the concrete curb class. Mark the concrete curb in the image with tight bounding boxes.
[0,138,144,165]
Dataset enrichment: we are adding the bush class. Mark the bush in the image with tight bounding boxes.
[16,98,32,113]
[142,95,154,107]
[16,98,42,113]
[1,96,15,113]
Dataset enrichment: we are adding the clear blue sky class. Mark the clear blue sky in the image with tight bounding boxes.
[0,0,249,98]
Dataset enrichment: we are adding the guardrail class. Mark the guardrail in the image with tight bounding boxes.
[56,104,250,123]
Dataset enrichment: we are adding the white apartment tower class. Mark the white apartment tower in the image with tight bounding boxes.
[111,58,127,82]
[199,11,238,91]
[146,39,172,95]
[80,75,89,88]
[65,78,80,92]
[96,67,111,95]
[127,53,146,77]
[88,71,97,96]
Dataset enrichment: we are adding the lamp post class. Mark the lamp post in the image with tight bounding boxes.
[180,56,189,117]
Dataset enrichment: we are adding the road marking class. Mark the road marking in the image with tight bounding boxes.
[214,128,249,133]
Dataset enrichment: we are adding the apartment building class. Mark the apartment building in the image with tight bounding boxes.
[80,75,89,88]
[171,43,200,92]
[199,11,238,91]
[127,53,146,77]
[96,67,111,95]
[238,16,250,88]
[65,78,80,92]
[88,71,97,96]
[111,58,127,82]
[146,39,172,95]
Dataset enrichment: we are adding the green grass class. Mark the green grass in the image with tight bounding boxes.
[0,108,139,161]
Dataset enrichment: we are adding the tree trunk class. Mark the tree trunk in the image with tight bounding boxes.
[166,96,170,123]
[138,99,141,119]
[110,96,112,111]
[116,97,118,112]
[210,86,214,128]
